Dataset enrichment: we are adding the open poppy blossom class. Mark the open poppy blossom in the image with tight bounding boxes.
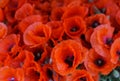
[0,66,24,81]
[110,38,120,64]
[47,21,64,41]
[4,9,16,23]
[84,49,116,75]
[26,44,49,65]
[62,6,88,20]
[24,60,46,81]
[23,22,51,47]
[86,14,110,28]
[18,15,42,33]
[90,24,114,57]
[5,0,26,11]
[63,16,86,39]
[65,70,94,81]
[24,67,41,81]
[4,50,34,69]
[50,7,64,21]
[0,34,20,56]
[15,3,34,21]
[51,40,84,76]
[85,14,110,42]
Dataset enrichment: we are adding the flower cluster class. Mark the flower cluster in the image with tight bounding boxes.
[0,0,120,81]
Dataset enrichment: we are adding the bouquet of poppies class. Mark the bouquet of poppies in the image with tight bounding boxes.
[0,0,120,81]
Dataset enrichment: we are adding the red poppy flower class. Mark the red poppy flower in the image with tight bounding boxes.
[62,6,88,19]
[84,14,110,43]
[47,21,64,41]
[65,70,94,81]
[63,16,86,39]
[51,40,84,76]
[0,66,24,81]
[93,0,119,28]
[4,9,16,23]
[85,14,110,28]
[24,61,46,81]
[0,34,20,56]
[110,38,120,64]
[26,45,49,65]
[15,3,34,21]
[23,22,51,47]
[84,49,116,75]
[50,7,64,21]
[0,22,8,39]
[18,15,42,33]
[90,24,114,57]
[5,0,26,11]
[4,50,34,68]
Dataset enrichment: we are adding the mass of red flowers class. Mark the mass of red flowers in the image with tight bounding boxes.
[1,0,120,81]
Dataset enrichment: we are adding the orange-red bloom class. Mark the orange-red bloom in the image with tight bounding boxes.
[50,7,64,21]
[84,49,116,75]
[23,22,51,47]
[110,38,120,64]
[15,3,34,21]
[0,34,20,56]
[90,24,114,57]
[47,21,64,41]
[18,15,42,33]
[63,16,86,39]
[0,66,24,81]
[4,50,34,69]
[62,6,88,19]
[51,40,84,76]
[65,70,94,81]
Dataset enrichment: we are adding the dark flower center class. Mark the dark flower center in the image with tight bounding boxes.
[34,49,44,61]
[94,58,105,67]
[80,34,85,40]
[47,39,54,47]
[99,8,106,14]
[70,26,79,32]
[38,31,45,37]
[47,69,53,80]
[116,50,120,55]
[64,55,74,67]
[35,71,40,76]
[91,21,100,28]
[8,43,15,52]
[79,77,86,81]
[62,33,70,40]
[105,38,113,45]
